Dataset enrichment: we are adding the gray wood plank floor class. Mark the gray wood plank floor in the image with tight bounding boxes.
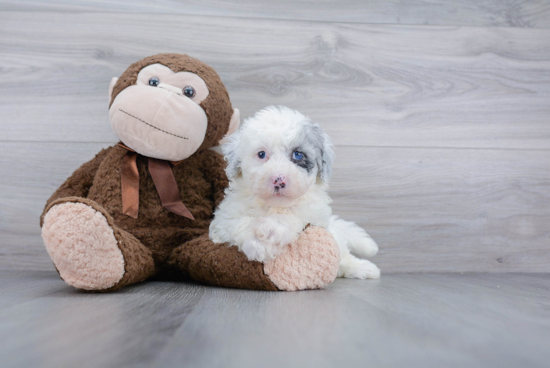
[1,271,549,368]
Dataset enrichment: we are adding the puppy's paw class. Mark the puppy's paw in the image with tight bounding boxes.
[241,237,267,262]
[338,257,380,279]
[241,239,266,262]
[254,217,295,248]
[254,218,276,242]
[350,236,379,259]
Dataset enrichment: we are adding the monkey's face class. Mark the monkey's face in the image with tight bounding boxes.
[109,62,234,161]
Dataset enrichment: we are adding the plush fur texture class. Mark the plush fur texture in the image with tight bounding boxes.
[210,106,381,279]
[168,232,279,291]
[43,147,227,266]
[41,145,239,290]
[263,226,340,291]
[110,54,234,151]
[42,196,156,291]
[41,55,341,292]
[42,202,125,290]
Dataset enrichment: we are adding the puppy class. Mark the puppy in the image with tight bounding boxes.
[209,106,380,279]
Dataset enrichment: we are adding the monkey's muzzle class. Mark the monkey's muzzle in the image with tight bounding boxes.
[109,85,207,161]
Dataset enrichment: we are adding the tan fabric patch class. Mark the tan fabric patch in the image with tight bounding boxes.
[135,63,210,104]
[264,226,340,291]
[42,202,125,290]
[110,85,207,161]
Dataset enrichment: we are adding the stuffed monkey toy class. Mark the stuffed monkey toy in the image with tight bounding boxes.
[40,54,340,292]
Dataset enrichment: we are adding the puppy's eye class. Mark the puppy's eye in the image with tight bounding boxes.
[148,77,160,87]
[257,151,266,159]
[292,151,304,161]
[183,86,196,98]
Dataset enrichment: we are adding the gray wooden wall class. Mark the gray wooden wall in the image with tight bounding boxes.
[1,1,549,272]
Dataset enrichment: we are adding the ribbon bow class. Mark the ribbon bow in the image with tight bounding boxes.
[119,143,194,220]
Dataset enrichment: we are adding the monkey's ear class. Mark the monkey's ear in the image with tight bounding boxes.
[220,108,240,145]
[108,77,119,103]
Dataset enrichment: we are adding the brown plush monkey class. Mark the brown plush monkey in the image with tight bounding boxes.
[40,54,340,292]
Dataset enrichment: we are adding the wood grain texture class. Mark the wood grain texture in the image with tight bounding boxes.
[1,9,549,273]
[1,271,549,368]
[1,142,549,272]
[1,12,550,149]
[0,270,66,311]
[2,0,550,28]
[0,142,112,271]
[0,271,206,368]
[330,146,550,273]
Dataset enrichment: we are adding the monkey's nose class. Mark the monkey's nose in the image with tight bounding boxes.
[158,83,183,95]
[272,175,286,190]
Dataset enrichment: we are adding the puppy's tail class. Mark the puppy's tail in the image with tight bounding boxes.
[328,215,378,259]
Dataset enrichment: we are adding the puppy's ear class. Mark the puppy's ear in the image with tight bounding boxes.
[302,119,334,183]
[221,127,242,180]
[318,132,335,183]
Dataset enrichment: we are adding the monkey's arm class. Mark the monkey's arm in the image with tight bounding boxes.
[198,149,230,209]
[40,146,113,226]
[169,226,340,291]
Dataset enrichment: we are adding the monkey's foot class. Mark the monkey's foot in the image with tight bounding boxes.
[263,226,340,291]
[42,202,125,290]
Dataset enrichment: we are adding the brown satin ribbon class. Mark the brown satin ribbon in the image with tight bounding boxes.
[119,143,194,220]
[148,158,195,220]
[121,151,140,218]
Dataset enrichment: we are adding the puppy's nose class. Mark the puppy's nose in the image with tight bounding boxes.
[272,175,286,189]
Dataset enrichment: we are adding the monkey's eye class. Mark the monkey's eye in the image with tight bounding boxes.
[292,151,304,161]
[183,86,196,98]
[148,77,160,87]
[258,151,266,159]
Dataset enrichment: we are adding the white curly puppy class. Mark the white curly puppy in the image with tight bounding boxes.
[209,106,380,279]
